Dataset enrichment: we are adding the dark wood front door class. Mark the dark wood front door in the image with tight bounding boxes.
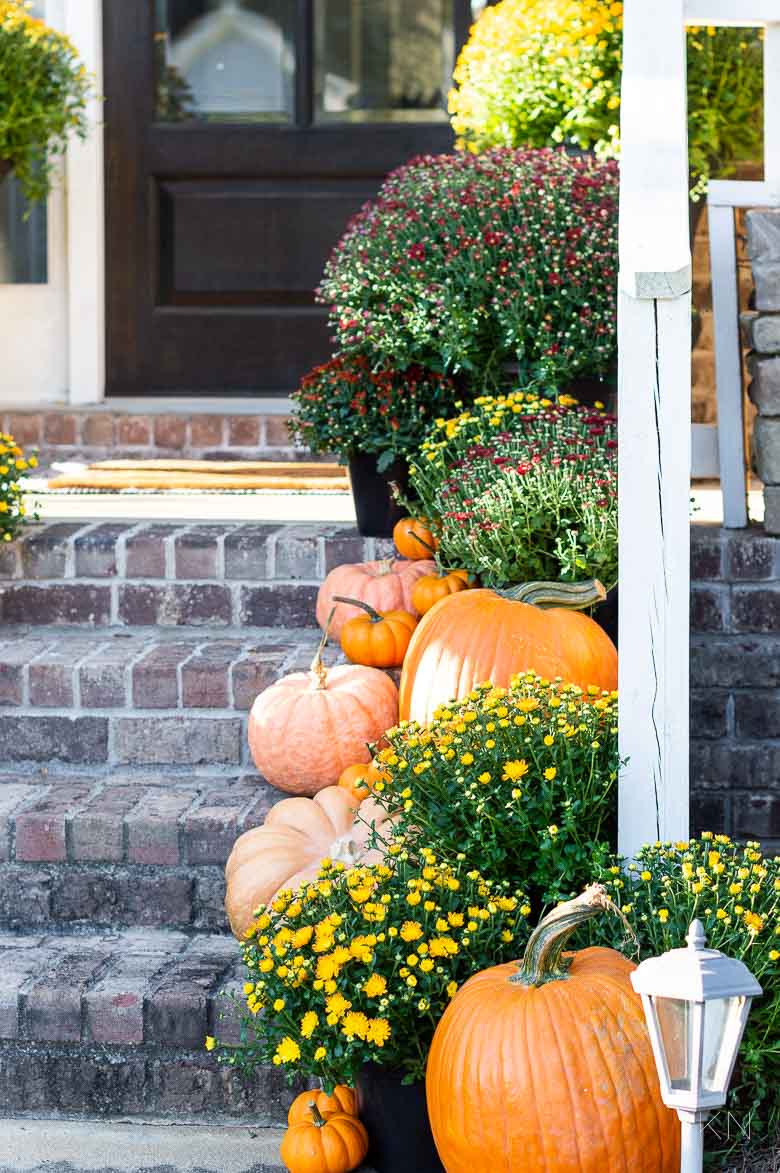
[103,1,475,396]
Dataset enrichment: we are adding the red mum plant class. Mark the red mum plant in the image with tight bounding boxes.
[318,148,619,389]
[289,354,461,471]
[409,389,617,587]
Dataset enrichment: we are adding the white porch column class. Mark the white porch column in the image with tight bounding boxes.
[618,0,692,855]
[64,0,105,405]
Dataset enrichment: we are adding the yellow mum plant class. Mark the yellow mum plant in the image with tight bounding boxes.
[0,432,37,541]
[211,848,528,1090]
[0,0,91,203]
[451,1,764,190]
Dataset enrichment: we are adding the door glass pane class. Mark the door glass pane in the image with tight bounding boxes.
[154,1,294,122]
[315,0,454,123]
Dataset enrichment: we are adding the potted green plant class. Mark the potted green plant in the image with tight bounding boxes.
[0,0,91,203]
[212,850,529,1172]
[289,355,461,538]
[0,431,38,542]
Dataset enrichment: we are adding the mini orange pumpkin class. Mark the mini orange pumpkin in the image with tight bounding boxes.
[400,579,618,724]
[248,625,398,794]
[336,595,417,669]
[316,557,435,638]
[337,761,387,803]
[411,567,471,615]
[392,516,437,560]
[281,1104,369,1173]
[426,886,679,1173]
[288,1086,358,1126]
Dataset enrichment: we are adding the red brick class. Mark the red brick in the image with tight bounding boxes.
[174,527,222,579]
[69,787,144,862]
[85,953,168,1045]
[132,642,196,708]
[82,414,116,445]
[15,811,69,862]
[42,414,78,445]
[126,789,194,865]
[231,648,287,710]
[181,642,242,708]
[0,785,34,862]
[6,413,42,446]
[119,584,232,627]
[124,525,171,578]
[117,415,152,446]
[264,415,294,447]
[154,415,187,450]
[190,415,224,447]
[25,952,109,1041]
[1,584,112,626]
[227,417,260,447]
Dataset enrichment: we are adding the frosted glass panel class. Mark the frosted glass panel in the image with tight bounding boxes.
[155,0,294,121]
[315,0,453,123]
[0,173,47,285]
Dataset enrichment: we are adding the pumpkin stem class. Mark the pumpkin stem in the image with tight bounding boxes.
[499,580,606,611]
[409,529,437,556]
[332,595,384,623]
[310,607,335,690]
[513,884,615,986]
[309,1101,328,1128]
[376,558,395,575]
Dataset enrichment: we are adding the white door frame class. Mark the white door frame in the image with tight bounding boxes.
[65,0,105,405]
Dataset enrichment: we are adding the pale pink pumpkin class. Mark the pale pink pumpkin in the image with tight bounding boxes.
[247,651,398,795]
[225,786,395,938]
[316,557,437,638]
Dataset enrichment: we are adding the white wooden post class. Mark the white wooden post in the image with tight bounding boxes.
[64,0,105,405]
[618,0,692,857]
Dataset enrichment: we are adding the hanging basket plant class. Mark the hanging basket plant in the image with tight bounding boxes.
[0,1,92,203]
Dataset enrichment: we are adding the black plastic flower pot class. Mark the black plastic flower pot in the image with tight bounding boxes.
[348,451,409,539]
[356,1065,444,1173]
[593,584,619,649]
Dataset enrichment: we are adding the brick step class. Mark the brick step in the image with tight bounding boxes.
[0,926,293,1122]
[0,626,344,768]
[0,770,282,933]
[3,405,310,466]
[0,522,392,628]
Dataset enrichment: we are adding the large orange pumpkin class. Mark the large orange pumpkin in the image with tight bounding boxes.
[316,557,436,638]
[400,580,617,724]
[248,633,398,794]
[224,786,395,938]
[426,886,680,1173]
[280,1104,369,1173]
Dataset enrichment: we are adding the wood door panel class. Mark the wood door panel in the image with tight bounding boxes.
[146,306,330,392]
[161,178,374,300]
[103,1,470,395]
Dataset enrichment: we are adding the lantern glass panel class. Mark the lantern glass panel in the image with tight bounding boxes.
[655,996,693,1091]
[703,996,746,1095]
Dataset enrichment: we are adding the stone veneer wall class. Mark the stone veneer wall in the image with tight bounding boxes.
[691,525,780,854]
[744,208,780,534]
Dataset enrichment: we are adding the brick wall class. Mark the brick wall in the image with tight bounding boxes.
[691,525,780,853]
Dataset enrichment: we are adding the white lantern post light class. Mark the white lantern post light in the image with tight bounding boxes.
[630,920,763,1173]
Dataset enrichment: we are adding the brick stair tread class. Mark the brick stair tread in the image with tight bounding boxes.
[0,769,285,933]
[0,627,354,772]
[0,521,395,629]
[0,926,293,1121]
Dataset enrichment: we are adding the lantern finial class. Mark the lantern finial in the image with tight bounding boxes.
[686,920,706,952]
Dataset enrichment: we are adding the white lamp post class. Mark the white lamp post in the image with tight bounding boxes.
[630,920,763,1173]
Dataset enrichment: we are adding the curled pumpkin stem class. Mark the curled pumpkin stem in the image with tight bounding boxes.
[332,595,384,623]
[309,1101,328,1128]
[501,580,606,611]
[514,883,619,986]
